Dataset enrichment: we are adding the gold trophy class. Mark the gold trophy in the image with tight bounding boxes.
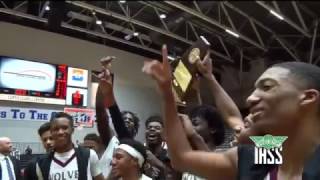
[172,36,210,102]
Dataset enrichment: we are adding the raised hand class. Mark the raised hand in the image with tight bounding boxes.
[96,57,115,107]
[195,51,214,79]
[142,45,172,93]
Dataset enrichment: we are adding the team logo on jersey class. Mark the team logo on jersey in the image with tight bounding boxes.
[250,134,287,165]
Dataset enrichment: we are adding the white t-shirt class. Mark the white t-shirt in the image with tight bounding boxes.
[100,136,119,178]
[49,149,101,180]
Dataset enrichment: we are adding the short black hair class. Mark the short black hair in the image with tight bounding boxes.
[188,105,225,146]
[38,122,51,137]
[50,112,74,129]
[121,111,140,133]
[119,138,147,165]
[272,62,320,92]
[145,115,163,127]
[84,133,101,144]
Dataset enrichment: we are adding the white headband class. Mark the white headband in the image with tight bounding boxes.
[117,144,145,167]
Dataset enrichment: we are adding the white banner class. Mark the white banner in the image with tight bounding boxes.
[0,106,59,122]
[0,106,96,128]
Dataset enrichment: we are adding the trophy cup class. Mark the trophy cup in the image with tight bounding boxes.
[172,36,210,102]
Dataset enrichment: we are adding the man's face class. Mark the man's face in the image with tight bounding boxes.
[40,131,54,152]
[111,149,138,177]
[83,140,100,153]
[50,117,73,149]
[145,121,163,145]
[0,138,12,155]
[123,113,136,137]
[246,67,304,136]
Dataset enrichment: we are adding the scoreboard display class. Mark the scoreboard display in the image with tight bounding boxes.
[0,56,87,106]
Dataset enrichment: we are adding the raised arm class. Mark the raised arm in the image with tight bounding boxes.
[108,103,131,139]
[196,53,244,133]
[96,58,131,141]
[142,45,238,179]
[95,73,113,146]
[179,114,209,151]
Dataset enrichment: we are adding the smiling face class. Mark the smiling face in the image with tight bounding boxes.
[145,121,163,145]
[246,67,306,136]
[50,117,73,150]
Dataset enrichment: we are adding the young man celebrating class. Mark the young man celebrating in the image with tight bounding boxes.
[95,56,138,179]
[143,44,320,179]
[180,105,226,180]
[143,116,168,180]
[111,139,151,180]
[25,112,104,180]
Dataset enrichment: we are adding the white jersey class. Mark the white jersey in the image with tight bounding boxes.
[100,136,119,178]
[140,174,152,180]
[181,172,206,180]
[49,149,101,180]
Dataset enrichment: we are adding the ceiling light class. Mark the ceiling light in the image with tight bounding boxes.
[168,55,175,61]
[119,0,126,3]
[225,29,239,38]
[92,11,96,15]
[96,20,102,25]
[200,35,210,45]
[270,10,284,20]
[125,34,132,40]
[45,6,50,11]
[133,32,139,36]
[159,14,167,19]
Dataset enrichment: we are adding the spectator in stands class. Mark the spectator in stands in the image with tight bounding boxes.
[111,139,151,180]
[0,136,22,180]
[25,112,104,180]
[38,122,54,153]
[25,146,32,156]
[143,45,320,179]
